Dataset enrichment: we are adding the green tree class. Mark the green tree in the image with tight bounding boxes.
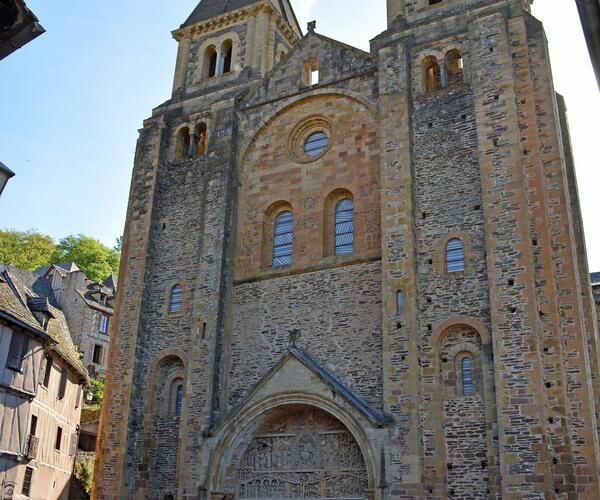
[52,234,120,282]
[0,229,56,271]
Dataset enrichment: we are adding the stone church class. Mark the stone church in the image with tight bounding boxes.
[94,0,600,498]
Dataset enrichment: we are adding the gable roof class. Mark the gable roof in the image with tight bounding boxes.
[219,347,385,429]
[182,0,302,36]
[0,267,87,381]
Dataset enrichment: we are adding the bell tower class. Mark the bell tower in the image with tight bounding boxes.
[171,0,301,95]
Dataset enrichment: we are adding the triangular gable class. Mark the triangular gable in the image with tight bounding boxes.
[217,347,384,431]
[242,30,376,108]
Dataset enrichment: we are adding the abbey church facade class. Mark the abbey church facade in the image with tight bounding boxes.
[94,0,600,498]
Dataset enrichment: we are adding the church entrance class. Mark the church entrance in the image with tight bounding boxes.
[235,405,369,499]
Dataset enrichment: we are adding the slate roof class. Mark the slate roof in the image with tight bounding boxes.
[0,267,87,381]
[0,263,57,305]
[591,272,600,286]
[182,0,301,35]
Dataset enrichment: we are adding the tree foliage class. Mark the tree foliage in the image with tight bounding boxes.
[0,229,120,281]
[74,458,94,494]
[52,234,120,282]
[0,229,56,272]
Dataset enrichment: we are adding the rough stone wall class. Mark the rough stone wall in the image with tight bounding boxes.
[229,261,382,409]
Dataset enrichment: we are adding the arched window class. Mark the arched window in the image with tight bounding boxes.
[177,127,191,159]
[205,45,218,78]
[221,40,233,74]
[174,384,184,416]
[334,199,354,256]
[272,211,293,267]
[396,290,403,316]
[445,49,464,86]
[446,238,465,273]
[461,356,473,396]
[194,122,207,157]
[169,285,183,314]
[422,56,441,94]
[302,58,319,86]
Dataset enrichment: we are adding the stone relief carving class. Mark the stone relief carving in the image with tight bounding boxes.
[236,407,368,499]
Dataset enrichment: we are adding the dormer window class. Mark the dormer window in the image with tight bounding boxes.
[27,296,53,330]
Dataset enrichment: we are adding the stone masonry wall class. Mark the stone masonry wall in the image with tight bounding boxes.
[228,261,383,409]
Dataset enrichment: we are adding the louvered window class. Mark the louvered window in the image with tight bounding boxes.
[6,331,29,371]
[303,132,329,157]
[22,467,33,497]
[175,384,184,417]
[334,199,354,256]
[446,238,465,273]
[169,285,183,314]
[462,357,473,396]
[272,211,293,267]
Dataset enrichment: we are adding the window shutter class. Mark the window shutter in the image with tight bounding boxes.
[69,431,78,456]
[7,332,28,371]
[58,370,67,399]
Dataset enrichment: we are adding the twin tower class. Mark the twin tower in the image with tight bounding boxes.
[94,0,600,498]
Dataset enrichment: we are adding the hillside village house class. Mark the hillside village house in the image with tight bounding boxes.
[36,263,116,380]
[0,264,88,499]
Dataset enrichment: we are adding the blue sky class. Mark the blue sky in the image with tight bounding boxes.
[1,1,598,269]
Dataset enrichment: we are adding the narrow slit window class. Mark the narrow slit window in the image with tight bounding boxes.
[175,384,184,417]
[334,199,354,256]
[446,238,465,273]
[272,211,293,267]
[55,426,63,451]
[222,40,233,74]
[461,357,473,396]
[169,285,183,314]
[396,290,403,316]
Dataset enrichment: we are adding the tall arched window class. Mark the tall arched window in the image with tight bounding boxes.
[177,127,191,160]
[272,211,293,267]
[445,49,464,86]
[221,40,233,74]
[461,356,473,396]
[169,285,183,314]
[174,383,184,417]
[194,122,207,157]
[334,199,354,256]
[422,56,441,94]
[446,238,465,273]
[205,45,218,78]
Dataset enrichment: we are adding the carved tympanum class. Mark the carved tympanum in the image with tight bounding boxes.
[236,406,368,499]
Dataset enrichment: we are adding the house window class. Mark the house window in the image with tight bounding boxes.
[42,356,53,387]
[99,314,109,334]
[175,384,184,417]
[55,426,63,451]
[177,127,191,159]
[29,415,38,436]
[461,356,473,396]
[334,198,354,256]
[302,58,319,86]
[92,344,102,364]
[205,45,218,78]
[6,331,29,371]
[446,238,465,273]
[272,211,294,267]
[22,467,33,497]
[194,122,208,157]
[169,285,183,314]
[57,369,67,400]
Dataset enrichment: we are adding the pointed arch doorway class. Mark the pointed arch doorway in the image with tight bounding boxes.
[235,405,369,499]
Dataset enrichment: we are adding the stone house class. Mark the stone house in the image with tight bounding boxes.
[95,0,600,498]
[36,264,116,380]
[0,264,88,499]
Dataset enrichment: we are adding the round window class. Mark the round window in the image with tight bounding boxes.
[303,132,329,157]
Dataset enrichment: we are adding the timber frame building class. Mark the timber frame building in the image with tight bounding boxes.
[96,0,600,498]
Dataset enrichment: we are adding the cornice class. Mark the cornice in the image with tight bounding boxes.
[172,2,300,46]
